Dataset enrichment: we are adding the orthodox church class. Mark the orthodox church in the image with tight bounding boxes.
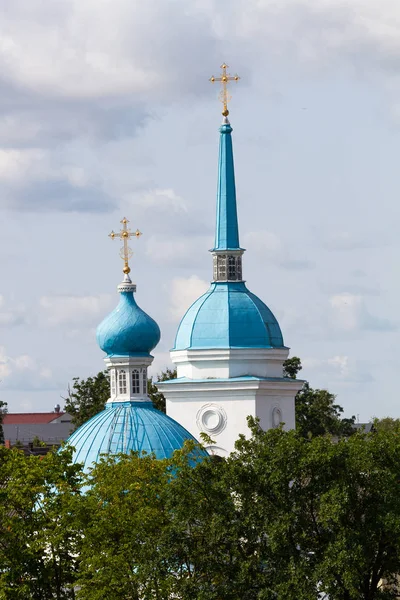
[66,64,302,467]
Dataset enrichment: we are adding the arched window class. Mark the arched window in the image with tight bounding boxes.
[142,368,147,395]
[111,370,116,396]
[213,255,218,280]
[228,256,236,279]
[217,255,227,280]
[118,370,127,395]
[132,370,140,394]
[237,257,242,280]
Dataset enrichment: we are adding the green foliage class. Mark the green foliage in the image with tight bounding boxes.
[295,381,355,438]
[0,446,84,599]
[283,356,302,379]
[2,428,400,598]
[32,435,47,447]
[63,371,110,428]
[284,356,355,438]
[63,368,177,426]
[0,399,8,445]
[147,367,177,413]
[373,417,400,433]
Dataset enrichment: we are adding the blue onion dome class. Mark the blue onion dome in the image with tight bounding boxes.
[97,277,160,357]
[174,281,284,350]
[66,401,207,471]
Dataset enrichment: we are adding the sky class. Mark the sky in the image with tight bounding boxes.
[0,0,399,421]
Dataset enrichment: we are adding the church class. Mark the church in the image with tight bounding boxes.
[66,64,303,466]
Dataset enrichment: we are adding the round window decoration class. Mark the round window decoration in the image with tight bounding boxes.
[272,406,282,428]
[196,404,227,435]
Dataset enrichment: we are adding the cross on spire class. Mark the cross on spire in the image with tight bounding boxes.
[209,63,240,117]
[108,217,142,275]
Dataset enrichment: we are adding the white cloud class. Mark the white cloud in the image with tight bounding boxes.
[0,296,27,327]
[0,0,217,99]
[139,189,188,213]
[302,354,373,384]
[330,293,396,332]
[39,294,112,326]
[169,275,209,320]
[244,231,313,270]
[0,346,54,390]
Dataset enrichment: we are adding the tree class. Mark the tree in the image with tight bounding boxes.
[148,368,177,413]
[373,417,400,433]
[224,420,400,599]
[73,423,400,599]
[0,446,84,599]
[284,356,355,438]
[0,399,8,445]
[63,371,109,428]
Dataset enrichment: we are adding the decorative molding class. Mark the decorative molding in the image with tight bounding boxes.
[272,406,282,428]
[117,283,137,293]
[196,403,227,435]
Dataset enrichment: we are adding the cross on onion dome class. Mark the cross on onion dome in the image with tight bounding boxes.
[108,217,142,275]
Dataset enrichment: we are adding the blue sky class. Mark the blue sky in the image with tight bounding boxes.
[0,0,398,421]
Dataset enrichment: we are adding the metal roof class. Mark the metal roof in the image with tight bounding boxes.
[174,281,284,350]
[65,401,207,472]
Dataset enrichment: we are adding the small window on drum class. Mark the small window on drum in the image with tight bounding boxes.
[118,370,127,395]
[111,370,116,395]
[142,369,147,394]
[132,370,140,394]
[213,255,218,280]
[217,255,227,279]
[228,256,236,280]
[237,257,242,280]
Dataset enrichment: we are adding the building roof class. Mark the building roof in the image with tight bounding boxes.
[3,412,71,425]
[212,121,242,251]
[174,281,284,350]
[96,288,160,358]
[3,422,73,444]
[65,401,207,472]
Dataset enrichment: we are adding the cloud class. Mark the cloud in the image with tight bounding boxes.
[4,179,114,212]
[0,345,55,391]
[0,296,27,327]
[330,293,396,332]
[302,354,374,384]
[169,275,209,320]
[0,0,218,100]
[39,294,113,327]
[321,231,389,251]
[125,188,211,237]
[244,231,313,270]
[146,234,211,267]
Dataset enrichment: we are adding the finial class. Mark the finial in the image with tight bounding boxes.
[109,217,142,277]
[209,63,240,117]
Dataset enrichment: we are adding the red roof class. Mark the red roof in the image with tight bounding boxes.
[3,413,66,425]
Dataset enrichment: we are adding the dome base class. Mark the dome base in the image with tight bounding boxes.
[171,346,289,380]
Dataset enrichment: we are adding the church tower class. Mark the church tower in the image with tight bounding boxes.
[158,65,302,456]
[65,218,206,471]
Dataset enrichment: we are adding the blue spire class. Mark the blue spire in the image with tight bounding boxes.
[212,118,242,251]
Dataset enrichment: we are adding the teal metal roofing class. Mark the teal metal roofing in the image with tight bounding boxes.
[96,291,160,357]
[161,376,297,384]
[66,401,206,472]
[174,281,284,350]
[212,121,242,251]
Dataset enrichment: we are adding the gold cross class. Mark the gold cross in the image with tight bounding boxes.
[209,63,240,117]
[108,217,142,275]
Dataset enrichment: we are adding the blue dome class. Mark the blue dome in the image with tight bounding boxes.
[174,281,284,350]
[66,401,207,471]
[97,291,160,357]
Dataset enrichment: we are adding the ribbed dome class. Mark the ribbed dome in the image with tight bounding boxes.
[174,281,284,350]
[66,401,207,471]
[97,291,160,357]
